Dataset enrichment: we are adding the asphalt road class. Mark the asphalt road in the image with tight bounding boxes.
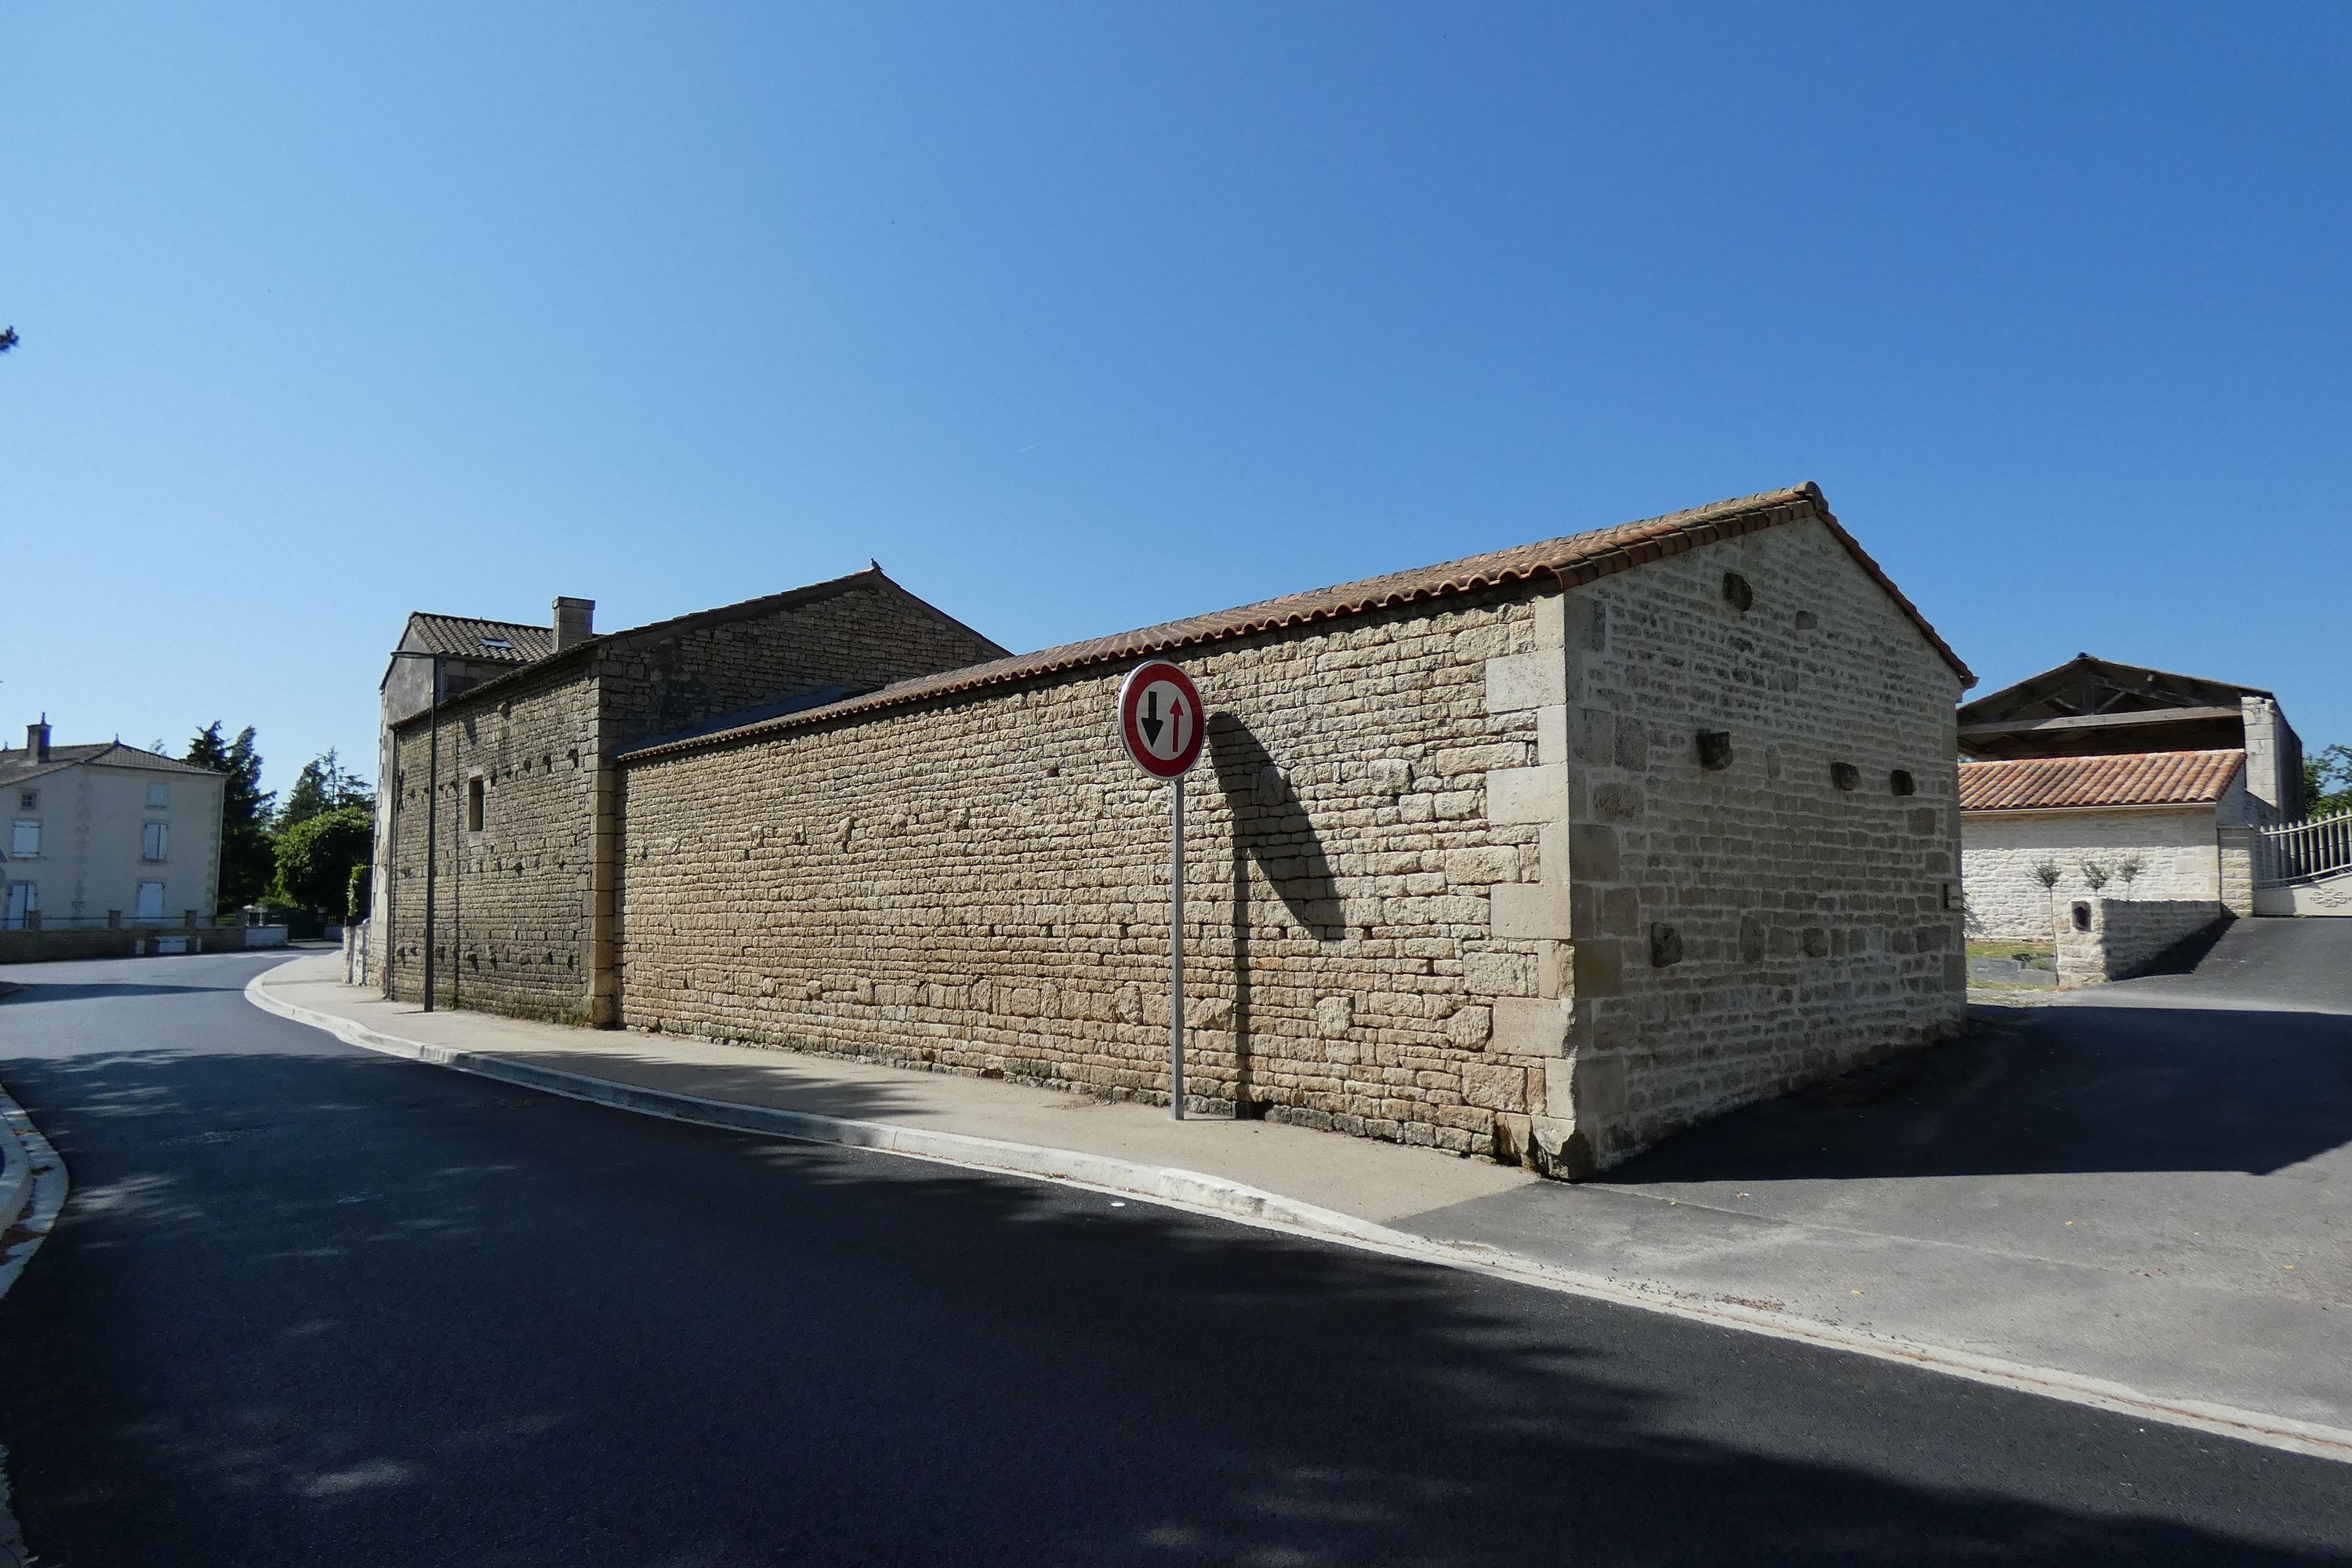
[1,953,2348,1566]
[1399,918,2352,1428]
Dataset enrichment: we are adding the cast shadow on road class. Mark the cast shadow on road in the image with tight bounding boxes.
[1,1023,2346,1566]
[1599,1004,2352,1186]
[2,981,234,1005]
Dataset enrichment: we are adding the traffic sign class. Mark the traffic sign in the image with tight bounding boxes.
[1114,659,1205,1120]
[1116,660,1203,779]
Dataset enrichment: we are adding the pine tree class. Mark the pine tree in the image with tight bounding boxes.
[280,748,374,831]
[186,722,278,909]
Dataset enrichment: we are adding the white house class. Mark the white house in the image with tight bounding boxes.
[0,719,227,929]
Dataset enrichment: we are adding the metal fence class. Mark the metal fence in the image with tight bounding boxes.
[2254,810,2352,887]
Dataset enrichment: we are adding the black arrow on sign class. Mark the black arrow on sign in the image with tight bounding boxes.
[1140,691,1165,746]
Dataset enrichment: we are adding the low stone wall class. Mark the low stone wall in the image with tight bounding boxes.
[0,924,263,965]
[2055,898,2225,988]
[343,920,372,985]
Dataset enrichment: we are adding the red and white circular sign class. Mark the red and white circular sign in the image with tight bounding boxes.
[1116,660,1204,779]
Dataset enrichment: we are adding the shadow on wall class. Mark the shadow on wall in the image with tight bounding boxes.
[1207,714,1345,1112]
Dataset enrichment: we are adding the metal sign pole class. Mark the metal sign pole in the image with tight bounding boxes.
[1116,658,1203,1123]
[1170,772,1185,1120]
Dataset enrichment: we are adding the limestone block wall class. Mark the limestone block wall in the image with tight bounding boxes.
[1961,807,2221,940]
[383,661,603,1020]
[601,578,1007,750]
[378,576,1011,1022]
[616,517,1969,1173]
[619,591,1554,1157]
[2056,898,2224,987]
[2220,825,2256,917]
[1499,518,1967,1169]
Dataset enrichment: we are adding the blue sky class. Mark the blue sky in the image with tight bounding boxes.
[3,3,2347,799]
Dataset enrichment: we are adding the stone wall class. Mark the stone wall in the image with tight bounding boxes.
[615,517,1968,1174]
[343,918,370,986]
[1960,806,2222,940]
[2056,898,2225,987]
[2241,696,2301,819]
[383,656,604,1020]
[619,590,1546,1156]
[600,576,1007,751]
[1505,518,1967,1168]
[378,574,1014,1022]
[0,922,263,964]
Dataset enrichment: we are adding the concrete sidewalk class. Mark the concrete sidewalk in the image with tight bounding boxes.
[250,956,1537,1227]
[252,954,2352,1461]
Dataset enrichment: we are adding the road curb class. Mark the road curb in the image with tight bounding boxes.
[0,1080,70,1568]
[241,970,1414,1249]
[249,962,2352,1467]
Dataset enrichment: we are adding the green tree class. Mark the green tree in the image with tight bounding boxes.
[185,722,278,908]
[280,748,374,832]
[273,807,375,916]
[2305,744,2352,818]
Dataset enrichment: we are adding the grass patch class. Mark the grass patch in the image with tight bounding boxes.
[1967,939,2053,961]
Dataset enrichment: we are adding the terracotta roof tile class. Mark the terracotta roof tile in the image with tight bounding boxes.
[1958,750,2245,812]
[624,482,1970,763]
[405,614,556,663]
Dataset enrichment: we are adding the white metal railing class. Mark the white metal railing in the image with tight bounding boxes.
[2255,810,2352,886]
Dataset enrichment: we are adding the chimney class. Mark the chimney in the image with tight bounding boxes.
[27,716,50,762]
[553,597,595,652]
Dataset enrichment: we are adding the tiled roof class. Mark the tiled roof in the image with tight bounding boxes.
[403,614,556,663]
[387,568,1008,731]
[624,482,1972,763]
[0,741,226,787]
[1958,750,2245,812]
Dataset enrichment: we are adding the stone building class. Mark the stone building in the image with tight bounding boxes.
[1958,750,2256,940]
[1955,656,2299,939]
[601,483,1972,1176]
[1,719,227,929]
[371,568,1008,1022]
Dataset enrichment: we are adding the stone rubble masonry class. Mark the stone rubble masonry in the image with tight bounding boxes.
[378,574,1007,1023]
[615,515,1967,1176]
[2056,898,2226,988]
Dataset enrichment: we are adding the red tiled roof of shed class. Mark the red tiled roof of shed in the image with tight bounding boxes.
[1957,750,2245,812]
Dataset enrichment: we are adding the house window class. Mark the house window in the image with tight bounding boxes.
[2,882,34,929]
[8,820,38,858]
[147,782,170,809]
[142,821,169,861]
[466,775,485,832]
[16,790,34,811]
[135,881,165,921]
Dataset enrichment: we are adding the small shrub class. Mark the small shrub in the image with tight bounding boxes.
[2078,857,2112,891]
[2031,859,2062,889]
